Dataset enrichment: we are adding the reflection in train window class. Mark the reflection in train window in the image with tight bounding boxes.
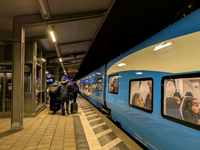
[91,83,95,94]
[129,78,153,112]
[97,78,102,91]
[162,74,200,127]
[88,83,91,92]
[108,74,118,94]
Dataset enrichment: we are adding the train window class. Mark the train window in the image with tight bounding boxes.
[161,73,200,130]
[91,83,95,94]
[97,78,103,91]
[88,83,91,92]
[129,78,153,113]
[108,74,119,94]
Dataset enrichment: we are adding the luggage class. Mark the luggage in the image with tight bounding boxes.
[71,101,78,113]
[50,102,60,111]
[50,92,60,111]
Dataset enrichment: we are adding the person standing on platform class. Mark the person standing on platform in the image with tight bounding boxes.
[56,76,72,115]
[49,81,60,114]
[72,82,79,103]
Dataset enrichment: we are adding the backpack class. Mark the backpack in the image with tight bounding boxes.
[73,86,78,93]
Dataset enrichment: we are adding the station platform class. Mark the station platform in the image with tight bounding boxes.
[0,95,142,150]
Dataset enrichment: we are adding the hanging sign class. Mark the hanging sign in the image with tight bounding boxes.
[68,65,74,73]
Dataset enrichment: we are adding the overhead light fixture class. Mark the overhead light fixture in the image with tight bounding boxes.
[136,72,143,75]
[42,58,46,62]
[50,31,56,42]
[59,58,62,62]
[154,42,172,51]
[118,63,126,67]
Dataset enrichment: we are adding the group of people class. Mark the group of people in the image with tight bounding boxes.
[49,76,79,115]
[132,92,200,125]
[132,93,152,110]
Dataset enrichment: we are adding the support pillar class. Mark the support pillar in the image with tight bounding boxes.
[11,19,25,131]
[54,63,60,81]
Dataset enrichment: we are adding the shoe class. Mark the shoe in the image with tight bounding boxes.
[61,113,65,115]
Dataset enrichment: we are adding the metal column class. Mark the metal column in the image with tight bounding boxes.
[11,19,25,131]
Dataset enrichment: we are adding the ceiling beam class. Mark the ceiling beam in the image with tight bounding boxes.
[58,39,92,46]
[26,34,48,41]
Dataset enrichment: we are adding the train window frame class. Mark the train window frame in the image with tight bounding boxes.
[108,74,119,94]
[97,78,103,91]
[129,77,153,113]
[161,73,200,131]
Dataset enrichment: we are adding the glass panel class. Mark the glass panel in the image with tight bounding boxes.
[129,79,153,111]
[91,83,95,94]
[163,76,200,125]
[97,78,102,91]
[88,84,91,92]
[36,65,42,92]
[108,74,119,94]
[36,92,41,109]
[24,64,32,92]
[37,48,41,65]
[0,73,3,112]
[42,51,46,68]
[5,73,12,112]
[42,92,45,104]
[42,68,46,91]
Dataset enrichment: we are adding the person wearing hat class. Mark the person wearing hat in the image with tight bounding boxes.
[56,76,72,115]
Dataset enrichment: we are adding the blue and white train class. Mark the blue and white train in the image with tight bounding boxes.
[78,8,200,150]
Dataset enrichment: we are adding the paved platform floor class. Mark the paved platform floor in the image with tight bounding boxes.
[0,95,142,150]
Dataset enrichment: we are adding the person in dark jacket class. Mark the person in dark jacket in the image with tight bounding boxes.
[72,82,79,103]
[49,81,59,114]
[56,76,72,115]
[183,97,200,125]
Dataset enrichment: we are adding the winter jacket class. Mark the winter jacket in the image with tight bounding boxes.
[56,80,72,100]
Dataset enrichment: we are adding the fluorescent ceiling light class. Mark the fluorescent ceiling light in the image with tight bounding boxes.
[59,58,62,62]
[118,63,126,67]
[50,31,56,42]
[42,58,45,62]
[154,42,172,51]
[39,0,47,15]
[136,72,143,75]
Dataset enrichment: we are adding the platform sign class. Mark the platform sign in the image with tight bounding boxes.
[68,65,74,73]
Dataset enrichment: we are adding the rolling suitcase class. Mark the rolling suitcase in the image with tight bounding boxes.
[71,101,78,113]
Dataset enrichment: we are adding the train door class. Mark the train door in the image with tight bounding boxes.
[0,73,12,118]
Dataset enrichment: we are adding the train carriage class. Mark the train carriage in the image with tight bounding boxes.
[79,8,200,150]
